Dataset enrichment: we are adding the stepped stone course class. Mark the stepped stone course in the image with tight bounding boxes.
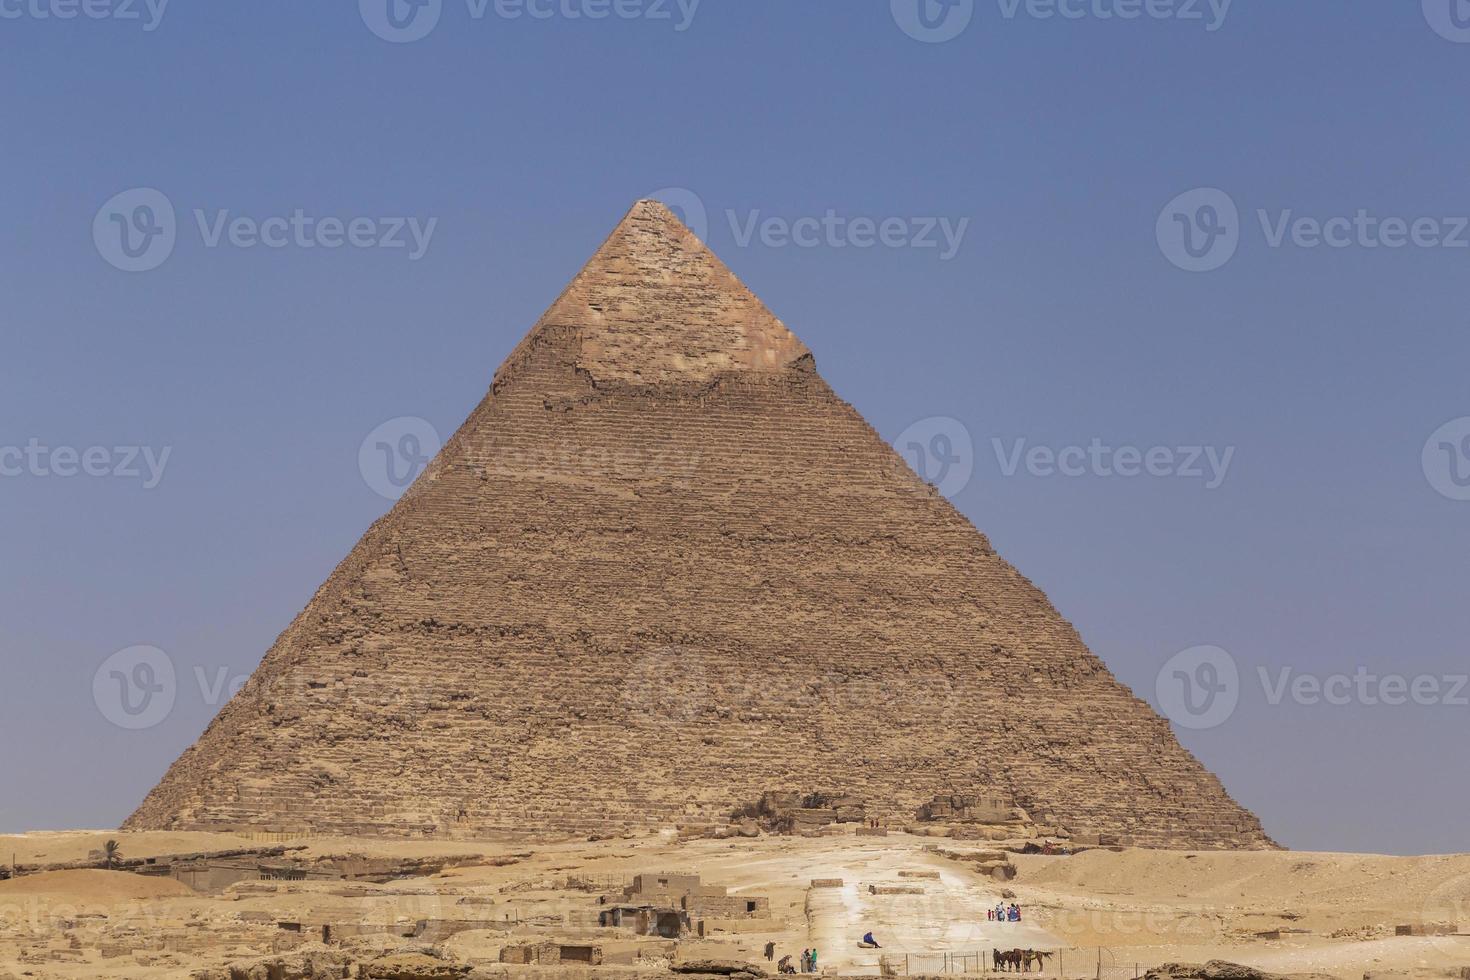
[126,200,1274,850]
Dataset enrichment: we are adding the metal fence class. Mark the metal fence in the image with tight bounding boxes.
[880,947,1142,979]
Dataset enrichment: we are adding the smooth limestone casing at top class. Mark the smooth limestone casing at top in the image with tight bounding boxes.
[125,201,1273,849]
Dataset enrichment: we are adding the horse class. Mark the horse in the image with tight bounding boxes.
[1021,950,1054,972]
[992,949,1022,972]
[992,949,1053,973]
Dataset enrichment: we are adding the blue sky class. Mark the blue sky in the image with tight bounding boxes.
[2,1,1468,853]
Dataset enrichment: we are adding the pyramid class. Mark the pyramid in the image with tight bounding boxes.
[126,201,1273,849]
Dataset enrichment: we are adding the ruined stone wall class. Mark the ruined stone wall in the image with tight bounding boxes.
[125,202,1273,850]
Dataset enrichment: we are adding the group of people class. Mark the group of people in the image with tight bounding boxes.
[767,944,819,974]
[989,903,1022,922]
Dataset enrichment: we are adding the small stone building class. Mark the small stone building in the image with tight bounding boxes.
[500,942,604,965]
[598,905,689,939]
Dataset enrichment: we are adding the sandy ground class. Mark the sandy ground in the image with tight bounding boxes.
[0,870,197,902]
[1,829,1467,980]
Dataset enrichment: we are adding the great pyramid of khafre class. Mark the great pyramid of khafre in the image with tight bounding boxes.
[126,200,1273,849]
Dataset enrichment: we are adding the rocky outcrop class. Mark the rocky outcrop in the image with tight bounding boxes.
[672,961,766,977]
[1145,962,1338,980]
[194,945,470,980]
[193,946,352,980]
[128,200,1274,851]
[360,952,472,979]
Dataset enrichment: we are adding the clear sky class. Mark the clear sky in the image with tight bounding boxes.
[2,1,1468,854]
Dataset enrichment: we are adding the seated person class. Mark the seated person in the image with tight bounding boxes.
[861,932,881,948]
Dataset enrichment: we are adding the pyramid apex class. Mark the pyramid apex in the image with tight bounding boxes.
[620,197,694,236]
[504,199,811,387]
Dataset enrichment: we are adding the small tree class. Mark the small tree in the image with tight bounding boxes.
[102,839,121,870]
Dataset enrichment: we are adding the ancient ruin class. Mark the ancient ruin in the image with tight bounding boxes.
[124,200,1272,850]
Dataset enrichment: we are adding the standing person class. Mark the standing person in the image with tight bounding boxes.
[811,947,819,974]
[801,949,810,973]
[765,942,776,962]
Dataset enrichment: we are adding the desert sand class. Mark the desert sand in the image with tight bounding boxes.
[2,828,1466,980]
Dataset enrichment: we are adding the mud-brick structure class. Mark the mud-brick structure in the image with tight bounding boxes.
[126,200,1274,850]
